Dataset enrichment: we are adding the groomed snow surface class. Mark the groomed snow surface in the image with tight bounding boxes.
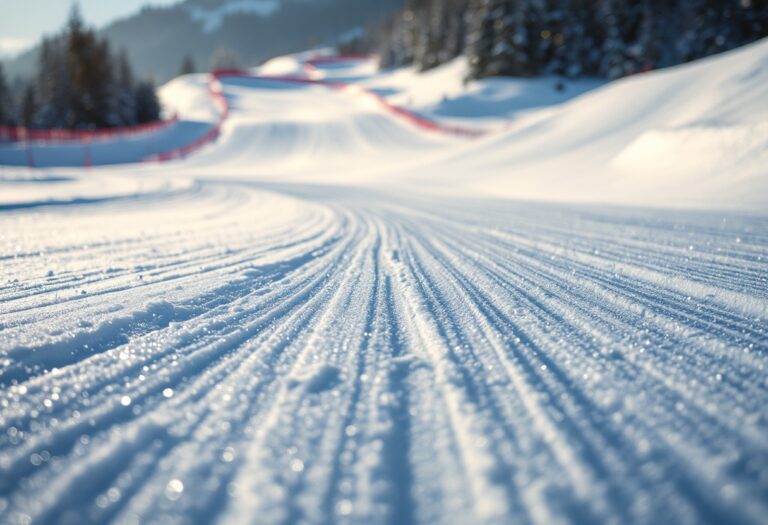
[1,40,767,525]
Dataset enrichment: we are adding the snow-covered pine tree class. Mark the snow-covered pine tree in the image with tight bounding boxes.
[490,0,537,77]
[379,0,768,81]
[377,0,428,69]
[35,36,72,128]
[408,0,432,70]
[420,0,443,70]
[376,13,408,68]
[678,0,766,63]
[408,0,469,71]
[531,0,568,73]
[558,0,602,77]
[401,6,418,68]
[439,0,470,66]
[596,0,643,79]
[466,0,497,79]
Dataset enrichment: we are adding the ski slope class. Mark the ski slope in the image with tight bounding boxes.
[1,41,767,525]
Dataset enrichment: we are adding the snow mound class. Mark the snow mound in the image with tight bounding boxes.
[612,123,768,179]
[364,57,603,126]
[288,364,342,394]
[159,74,221,123]
[421,38,768,208]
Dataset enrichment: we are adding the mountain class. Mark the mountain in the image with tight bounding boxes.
[4,0,402,83]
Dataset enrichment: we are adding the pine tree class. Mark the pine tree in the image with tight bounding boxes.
[21,3,163,130]
[36,36,72,128]
[538,0,569,75]
[409,0,432,70]
[0,64,15,126]
[442,0,470,64]
[134,81,161,124]
[114,50,137,126]
[21,85,37,128]
[556,0,601,77]
[379,0,768,81]
[596,0,642,79]
[466,0,497,79]
[638,0,680,70]
[489,0,536,76]
[419,0,470,71]
[67,6,116,128]
[376,14,405,68]
[179,55,197,76]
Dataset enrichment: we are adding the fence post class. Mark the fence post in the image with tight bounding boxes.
[84,136,92,167]
[21,129,35,168]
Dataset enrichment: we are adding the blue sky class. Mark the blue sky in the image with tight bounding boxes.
[0,0,180,57]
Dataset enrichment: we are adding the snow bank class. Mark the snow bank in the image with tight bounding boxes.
[415,39,768,209]
[159,74,221,123]
[0,74,222,168]
[363,58,603,126]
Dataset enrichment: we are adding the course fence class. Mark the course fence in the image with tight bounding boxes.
[144,77,230,163]
[0,115,178,144]
[2,56,484,168]
[211,65,486,139]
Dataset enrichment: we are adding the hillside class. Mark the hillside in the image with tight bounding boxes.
[0,36,767,525]
[361,39,768,208]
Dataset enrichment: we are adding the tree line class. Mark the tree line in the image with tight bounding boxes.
[0,7,161,130]
[375,0,768,80]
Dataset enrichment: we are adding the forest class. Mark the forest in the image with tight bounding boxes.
[0,7,161,130]
[374,0,768,79]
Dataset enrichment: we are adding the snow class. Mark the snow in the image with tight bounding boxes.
[0,74,223,168]
[0,38,767,525]
[421,40,768,208]
[362,57,604,126]
[159,74,222,122]
[0,122,215,168]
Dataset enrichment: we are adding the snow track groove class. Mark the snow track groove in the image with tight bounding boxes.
[1,182,766,525]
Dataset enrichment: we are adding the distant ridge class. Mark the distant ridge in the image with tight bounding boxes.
[4,0,401,83]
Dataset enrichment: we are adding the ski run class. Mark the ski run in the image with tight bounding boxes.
[0,39,767,525]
